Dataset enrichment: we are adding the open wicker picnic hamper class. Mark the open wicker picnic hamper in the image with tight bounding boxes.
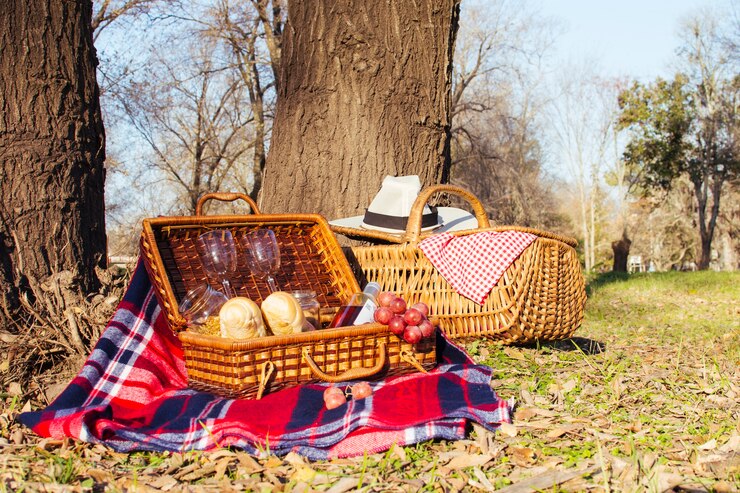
[140,193,436,399]
[331,185,587,345]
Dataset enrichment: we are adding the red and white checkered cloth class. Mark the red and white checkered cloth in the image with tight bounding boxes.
[419,231,537,305]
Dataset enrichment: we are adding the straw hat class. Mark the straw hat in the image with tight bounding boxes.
[329,175,478,234]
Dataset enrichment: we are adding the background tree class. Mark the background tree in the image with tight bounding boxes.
[119,37,256,214]
[92,0,167,38]
[448,0,565,231]
[206,0,285,203]
[100,1,281,255]
[259,0,461,218]
[619,16,740,269]
[550,66,618,271]
[0,1,106,321]
[627,179,703,271]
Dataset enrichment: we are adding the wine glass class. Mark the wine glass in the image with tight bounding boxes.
[241,228,281,292]
[196,230,237,298]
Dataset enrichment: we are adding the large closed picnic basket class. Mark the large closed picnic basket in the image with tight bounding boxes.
[331,185,587,345]
[140,193,436,399]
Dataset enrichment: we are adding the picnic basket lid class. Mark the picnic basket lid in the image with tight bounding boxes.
[140,192,362,332]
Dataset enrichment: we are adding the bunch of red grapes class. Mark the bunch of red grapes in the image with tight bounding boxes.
[373,292,434,344]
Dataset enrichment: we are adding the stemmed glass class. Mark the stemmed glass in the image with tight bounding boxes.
[241,228,281,292]
[196,230,237,298]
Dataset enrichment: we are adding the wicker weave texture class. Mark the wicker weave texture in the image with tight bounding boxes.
[140,199,437,399]
[351,235,586,344]
[141,215,359,332]
[179,325,436,399]
[332,184,586,345]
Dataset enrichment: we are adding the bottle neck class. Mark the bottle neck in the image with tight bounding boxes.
[362,282,381,302]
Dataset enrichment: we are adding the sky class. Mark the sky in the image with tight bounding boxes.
[538,0,728,81]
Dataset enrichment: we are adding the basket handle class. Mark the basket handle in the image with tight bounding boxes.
[404,184,490,243]
[302,342,387,383]
[196,192,261,216]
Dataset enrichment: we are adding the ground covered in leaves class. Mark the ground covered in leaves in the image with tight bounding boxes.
[1,271,738,492]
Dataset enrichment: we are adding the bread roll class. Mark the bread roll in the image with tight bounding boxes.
[261,291,306,335]
[219,297,266,339]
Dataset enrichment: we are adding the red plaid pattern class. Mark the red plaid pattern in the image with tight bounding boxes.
[19,260,512,459]
[419,231,537,305]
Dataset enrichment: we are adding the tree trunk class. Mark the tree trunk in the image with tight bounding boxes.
[0,0,106,318]
[612,231,631,272]
[692,173,723,270]
[589,192,596,271]
[260,0,460,218]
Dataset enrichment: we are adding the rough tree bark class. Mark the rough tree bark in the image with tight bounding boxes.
[259,0,461,218]
[0,0,106,320]
[611,231,631,272]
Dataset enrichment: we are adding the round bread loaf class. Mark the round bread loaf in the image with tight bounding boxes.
[219,297,266,339]
[261,291,306,335]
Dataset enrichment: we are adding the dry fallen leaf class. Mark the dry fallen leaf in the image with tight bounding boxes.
[520,418,556,430]
[235,452,263,473]
[148,475,179,491]
[712,480,739,493]
[510,447,538,467]
[696,454,740,476]
[546,425,580,439]
[519,389,536,405]
[514,407,538,421]
[208,448,237,461]
[391,443,407,462]
[561,379,577,393]
[654,468,686,493]
[283,451,307,466]
[472,466,494,490]
[214,457,232,480]
[504,347,527,360]
[86,468,113,483]
[8,382,22,396]
[264,455,282,469]
[444,453,493,470]
[719,434,740,453]
[325,477,360,493]
[698,438,717,450]
[11,429,24,445]
[291,466,317,483]
[499,422,518,437]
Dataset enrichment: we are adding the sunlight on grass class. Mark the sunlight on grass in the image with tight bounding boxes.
[583,271,739,362]
[1,271,737,491]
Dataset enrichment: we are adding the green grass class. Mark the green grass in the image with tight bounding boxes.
[584,270,739,361]
[1,270,738,492]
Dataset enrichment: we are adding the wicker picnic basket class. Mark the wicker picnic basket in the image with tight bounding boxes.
[140,193,436,399]
[331,185,587,345]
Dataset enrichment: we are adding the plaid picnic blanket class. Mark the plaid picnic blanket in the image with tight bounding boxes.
[18,261,511,460]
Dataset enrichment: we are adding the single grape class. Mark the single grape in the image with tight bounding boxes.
[377,291,396,308]
[388,316,407,335]
[403,308,423,325]
[403,325,422,344]
[324,393,346,409]
[390,297,407,314]
[418,319,435,338]
[374,306,394,324]
[410,302,430,318]
[351,381,372,399]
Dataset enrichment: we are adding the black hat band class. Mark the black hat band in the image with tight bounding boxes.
[362,206,439,231]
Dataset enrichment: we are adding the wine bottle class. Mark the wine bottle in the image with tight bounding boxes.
[329,282,381,328]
